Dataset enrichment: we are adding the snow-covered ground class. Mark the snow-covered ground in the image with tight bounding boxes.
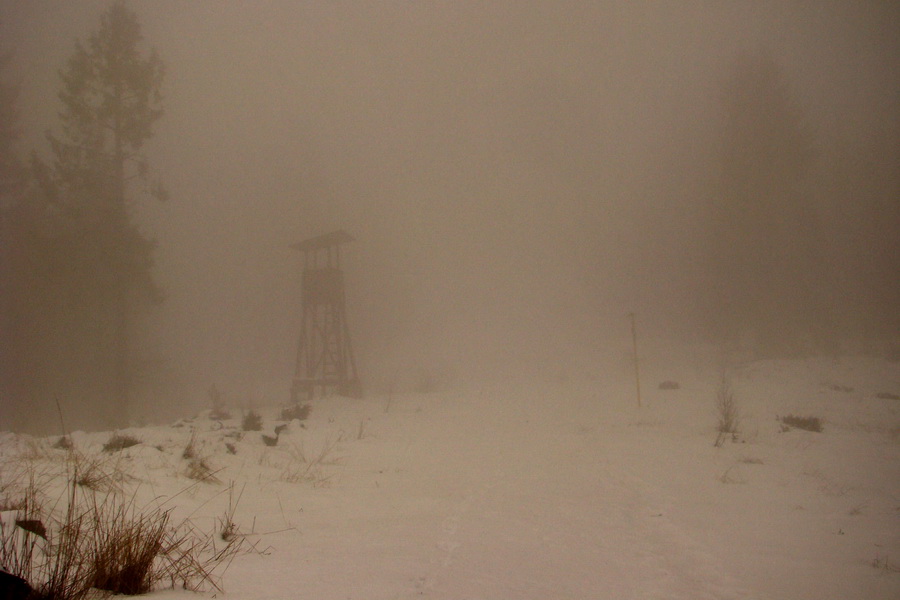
[2,351,899,599]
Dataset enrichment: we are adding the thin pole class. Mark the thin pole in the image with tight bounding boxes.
[628,312,642,408]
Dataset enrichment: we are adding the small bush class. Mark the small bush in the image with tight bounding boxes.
[279,403,311,421]
[103,433,141,453]
[779,414,823,433]
[714,377,740,447]
[241,411,262,432]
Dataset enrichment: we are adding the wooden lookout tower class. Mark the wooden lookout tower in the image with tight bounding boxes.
[290,230,361,401]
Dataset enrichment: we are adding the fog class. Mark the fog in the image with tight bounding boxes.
[2,2,898,424]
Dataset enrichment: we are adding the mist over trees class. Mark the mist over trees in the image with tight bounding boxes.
[0,2,897,433]
[705,50,899,359]
[0,0,165,432]
[708,52,900,357]
[706,51,820,357]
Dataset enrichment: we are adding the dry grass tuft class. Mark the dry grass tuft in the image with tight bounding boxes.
[0,472,93,600]
[184,458,220,484]
[714,377,741,447]
[182,429,199,460]
[0,460,240,599]
[88,495,171,595]
[281,438,343,487]
[70,451,133,494]
[217,482,245,542]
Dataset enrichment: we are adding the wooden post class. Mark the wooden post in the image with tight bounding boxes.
[628,312,642,408]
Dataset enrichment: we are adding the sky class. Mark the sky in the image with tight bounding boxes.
[1,1,898,411]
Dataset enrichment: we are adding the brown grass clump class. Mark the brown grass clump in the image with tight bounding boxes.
[71,451,133,494]
[184,458,220,484]
[86,491,240,595]
[88,495,171,595]
[103,433,141,453]
[779,414,823,433]
[0,474,93,600]
[0,462,240,599]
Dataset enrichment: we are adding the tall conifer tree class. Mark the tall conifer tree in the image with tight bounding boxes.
[45,0,166,424]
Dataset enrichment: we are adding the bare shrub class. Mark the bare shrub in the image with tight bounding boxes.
[714,377,740,447]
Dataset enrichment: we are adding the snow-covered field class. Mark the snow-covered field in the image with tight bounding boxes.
[2,351,899,599]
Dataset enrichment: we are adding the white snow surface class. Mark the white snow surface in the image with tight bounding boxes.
[2,353,899,599]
